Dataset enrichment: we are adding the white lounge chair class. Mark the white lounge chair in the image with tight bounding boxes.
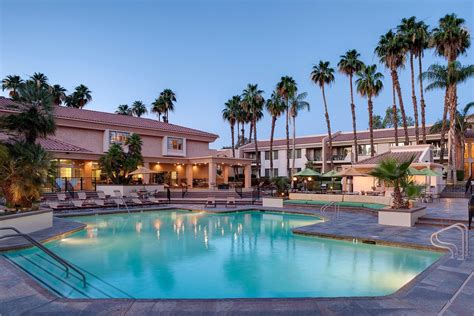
[226,196,236,208]
[205,197,216,208]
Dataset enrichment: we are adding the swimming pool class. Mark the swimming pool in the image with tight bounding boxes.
[3,210,441,299]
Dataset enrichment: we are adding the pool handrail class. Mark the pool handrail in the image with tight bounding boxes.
[0,226,87,287]
[430,223,469,260]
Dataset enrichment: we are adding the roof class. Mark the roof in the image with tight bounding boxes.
[240,135,325,151]
[355,151,423,165]
[0,97,218,140]
[0,132,91,153]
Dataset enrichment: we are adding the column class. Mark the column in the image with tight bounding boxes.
[244,165,251,189]
[186,164,193,188]
[143,162,150,184]
[208,162,216,189]
[83,161,93,190]
[223,165,229,184]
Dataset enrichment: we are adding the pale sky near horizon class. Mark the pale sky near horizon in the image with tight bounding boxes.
[1,0,473,149]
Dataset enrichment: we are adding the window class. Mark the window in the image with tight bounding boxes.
[290,149,301,159]
[358,144,377,156]
[110,131,130,145]
[390,142,412,147]
[167,137,183,151]
[264,150,278,160]
[264,168,279,177]
[465,143,469,159]
[471,143,474,158]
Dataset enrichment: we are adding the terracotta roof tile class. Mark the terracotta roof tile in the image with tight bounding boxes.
[355,151,422,165]
[0,132,91,153]
[0,97,218,139]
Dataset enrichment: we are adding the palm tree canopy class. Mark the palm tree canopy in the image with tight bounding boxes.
[265,91,286,118]
[397,17,430,57]
[241,83,264,115]
[337,49,364,76]
[310,61,335,87]
[375,30,407,70]
[116,104,132,116]
[2,75,24,97]
[276,76,297,100]
[431,101,474,135]
[49,84,67,106]
[421,62,474,91]
[29,72,49,88]
[355,64,384,98]
[131,100,147,117]
[71,84,92,108]
[431,13,471,60]
[222,95,240,124]
[159,88,177,113]
[289,92,310,117]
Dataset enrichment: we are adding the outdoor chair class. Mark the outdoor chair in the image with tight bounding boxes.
[226,196,236,208]
[205,197,216,208]
[128,192,143,205]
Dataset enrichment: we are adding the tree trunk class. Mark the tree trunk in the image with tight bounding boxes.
[410,52,419,144]
[322,86,333,169]
[349,74,358,162]
[418,54,427,143]
[392,185,407,209]
[292,115,296,180]
[241,124,245,146]
[448,83,458,184]
[285,99,290,176]
[439,87,449,166]
[392,69,409,145]
[230,123,235,158]
[392,81,399,145]
[253,116,260,179]
[269,115,276,176]
[248,121,253,143]
[368,97,375,157]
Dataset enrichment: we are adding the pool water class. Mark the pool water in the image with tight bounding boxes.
[4,210,441,299]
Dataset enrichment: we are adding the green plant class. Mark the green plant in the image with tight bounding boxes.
[368,156,422,209]
[456,170,465,182]
[271,177,290,196]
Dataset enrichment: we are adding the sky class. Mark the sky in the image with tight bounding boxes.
[1,0,473,149]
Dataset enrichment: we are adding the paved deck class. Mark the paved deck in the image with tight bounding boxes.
[1,202,474,314]
[423,198,469,221]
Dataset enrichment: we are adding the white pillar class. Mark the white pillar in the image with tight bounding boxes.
[223,165,229,184]
[244,165,251,189]
[208,162,216,189]
[186,164,193,188]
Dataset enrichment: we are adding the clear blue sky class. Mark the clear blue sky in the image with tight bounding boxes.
[1,0,473,149]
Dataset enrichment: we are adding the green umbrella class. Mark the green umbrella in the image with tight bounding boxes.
[322,170,340,178]
[294,168,322,177]
[407,167,425,175]
[419,168,442,176]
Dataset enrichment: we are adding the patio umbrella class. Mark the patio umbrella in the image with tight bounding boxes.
[407,167,425,176]
[322,170,340,178]
[336,167,367,177]
[419,168,442,177]
[129,166,158,175]
[294,168,322,177]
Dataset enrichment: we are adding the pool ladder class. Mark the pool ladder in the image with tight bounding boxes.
[320,201,340,219]
[430,223,469,260]
[0,227,87,287]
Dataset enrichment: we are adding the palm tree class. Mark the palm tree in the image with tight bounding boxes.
[276,76,297,175]
[369,156,421,209]
[159,89,176,123]
[265,91,286,174]
[289,92,310,180]
[375,30,409,145]
[29,72,49,89]
[236,101,247,146]
[311,61,335,169]
[356,64,384,157]
[431,13,471,183]
[241,84,264,179]
[72,84,92,109]
[116,104,132,115]
[151,97,165,121]
[421,62,474,170]
[2,75,24,98]
[131,100,147,117]
[338,49,364,162]
[222,96,240,158]
[49,84,67,106]
[398,17,423,144]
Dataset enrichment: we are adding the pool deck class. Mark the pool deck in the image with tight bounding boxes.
[1,200,474,315]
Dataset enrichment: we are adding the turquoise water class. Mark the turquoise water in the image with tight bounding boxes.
[4,210,441,299]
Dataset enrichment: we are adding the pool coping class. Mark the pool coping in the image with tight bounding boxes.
[1,205,472,314]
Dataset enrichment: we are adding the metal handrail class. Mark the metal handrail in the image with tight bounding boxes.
[0,227,87,287]
[430,223,469,260]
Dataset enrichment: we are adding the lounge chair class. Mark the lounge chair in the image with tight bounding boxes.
[71,200,84,208]
[226,196,236,208]
[128,192,143,205]
[47,201,60,210]
[147,196,162,204]
[205,197,216,208]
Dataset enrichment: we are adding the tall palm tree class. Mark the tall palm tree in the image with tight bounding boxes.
[1,75,24,98]
[421,62,474,168]
[159,89,177,123]
[116,104,132,115]
[151,97,165,121]
[29,72,49,89]
[241,84,264,179]
[131,100,147,117]
[236,101,247,146]
[338,49,364,162]
[356,64,384,157]
[49,84,67,106]
[431,13,471,183]
[222,95,240,158]
[72,84,92,109]
[311,61,335,169]
[375,30,409,145]
[265,91,286,174]
[276,76,297,175]
[398,17,422,144]
[289,92,310,180]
